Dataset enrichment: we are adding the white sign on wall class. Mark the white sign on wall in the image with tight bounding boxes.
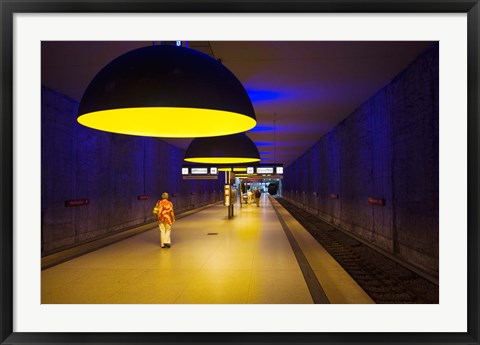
[191,168,208,174]
[257,167,274,174]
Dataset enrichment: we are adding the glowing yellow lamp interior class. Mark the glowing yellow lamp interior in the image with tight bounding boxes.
[184,157,260,164]
[77,107,256,138]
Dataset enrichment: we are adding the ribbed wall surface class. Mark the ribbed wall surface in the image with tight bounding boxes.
[282,44,439,276]
[41,86,223,254]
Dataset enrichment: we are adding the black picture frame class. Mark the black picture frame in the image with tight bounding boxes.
[1,1,479,344]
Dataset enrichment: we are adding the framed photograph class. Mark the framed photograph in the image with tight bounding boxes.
[1,1,479,344]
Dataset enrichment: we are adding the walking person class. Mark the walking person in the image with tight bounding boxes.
[254,187,261,207]
[154,192,175,248]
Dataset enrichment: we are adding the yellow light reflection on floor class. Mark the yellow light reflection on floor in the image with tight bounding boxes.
[42,195,374,305]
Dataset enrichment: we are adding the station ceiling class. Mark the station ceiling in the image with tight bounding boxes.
[42,41,434,167]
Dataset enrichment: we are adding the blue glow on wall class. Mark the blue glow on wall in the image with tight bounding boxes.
[248,125,275,132]
[254,142,273,147]
[247,89,281,102]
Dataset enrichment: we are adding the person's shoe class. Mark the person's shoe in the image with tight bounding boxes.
[161,245,165,248]
[165,244,171,248]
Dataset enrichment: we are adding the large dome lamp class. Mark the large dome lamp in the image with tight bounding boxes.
[77,45,256,137]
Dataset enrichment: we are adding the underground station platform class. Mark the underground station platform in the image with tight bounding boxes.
[41,194,375,304]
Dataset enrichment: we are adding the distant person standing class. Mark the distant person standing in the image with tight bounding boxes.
[154,192,175,248]
[254,187,261,207]
[247,188,253,204]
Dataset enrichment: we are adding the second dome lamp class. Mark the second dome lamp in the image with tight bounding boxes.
[184,133,260,164]
[77,45,256,138]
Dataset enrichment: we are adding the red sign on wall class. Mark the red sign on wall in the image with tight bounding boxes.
[65,199,90,207]
[137,195,149,200]
[244,178,263,182]
[368,197,385,206]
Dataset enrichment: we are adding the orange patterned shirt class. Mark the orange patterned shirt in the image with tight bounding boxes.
[156,199,175,225]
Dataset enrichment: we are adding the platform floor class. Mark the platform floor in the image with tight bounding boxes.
[41,195,374,304]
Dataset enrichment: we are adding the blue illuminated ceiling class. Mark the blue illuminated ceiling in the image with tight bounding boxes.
[41,41,435,167]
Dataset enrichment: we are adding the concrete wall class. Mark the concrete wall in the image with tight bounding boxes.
[41,86,224,254]
[282,44,439,276]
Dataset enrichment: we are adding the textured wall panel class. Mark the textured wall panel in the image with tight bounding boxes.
[282,44,439,275]
[41,87,223,253]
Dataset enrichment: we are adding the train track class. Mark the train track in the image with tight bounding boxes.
[276,198,439,304]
